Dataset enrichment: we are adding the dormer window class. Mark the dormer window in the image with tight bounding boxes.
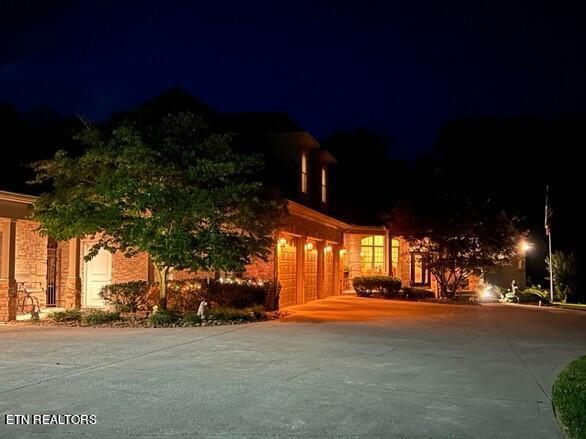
[301,152,308,194]
[321,167,327,203]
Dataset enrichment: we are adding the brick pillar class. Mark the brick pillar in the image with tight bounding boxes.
[333,244,340,295]
[63,237,81,309]
[0,220,17,322]
[317,241,325,299]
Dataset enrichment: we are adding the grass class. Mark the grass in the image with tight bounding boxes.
[552,355,586,439]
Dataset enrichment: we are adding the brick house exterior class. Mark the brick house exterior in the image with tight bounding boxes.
[0,92,523,321]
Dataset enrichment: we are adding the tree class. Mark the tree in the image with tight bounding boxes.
[32,112,284,308]
[388,175,522,298]
[547,251,584,303]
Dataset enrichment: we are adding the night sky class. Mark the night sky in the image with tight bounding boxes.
[2,0,585,159]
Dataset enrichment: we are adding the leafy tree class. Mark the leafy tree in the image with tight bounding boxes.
[547,251,584,303]
[388,176,522,298]
[32,112,284,308]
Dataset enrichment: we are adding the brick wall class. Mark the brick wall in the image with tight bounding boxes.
[111,251,150,283]
[14,220,48,308]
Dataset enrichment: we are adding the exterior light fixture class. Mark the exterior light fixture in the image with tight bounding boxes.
[278,237,288,247]
[305,241,314,251]
[339,248,347,256]
[324,244,332,253]
[520,240,532,253]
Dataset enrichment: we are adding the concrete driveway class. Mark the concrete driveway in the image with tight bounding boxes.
[1,296,585,438]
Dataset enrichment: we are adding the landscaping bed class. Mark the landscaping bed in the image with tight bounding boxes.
[12,306,280,328]
[552,355,586,439]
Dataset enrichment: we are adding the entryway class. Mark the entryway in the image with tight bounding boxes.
[83,245,112,308]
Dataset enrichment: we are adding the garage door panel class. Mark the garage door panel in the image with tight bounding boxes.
[278,241,297,307]
[304,248,318,302]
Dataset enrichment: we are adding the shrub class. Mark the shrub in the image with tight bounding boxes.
[517,287,549,304]
[99,281,151,312]
[552,355,586,439]
[50,309,82,322]
[402,287,436,300]
[83,310,120,325]
[149,309,181,327]
[353,276,402,298]
[207,280,270,308]
[208,305,267,322]
[182,312,203,326]
[167,280,206,312]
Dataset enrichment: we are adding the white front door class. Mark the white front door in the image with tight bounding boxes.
[84,244,112,308]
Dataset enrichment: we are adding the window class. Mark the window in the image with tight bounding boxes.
[301,152,308,194]
[411,253,430,286]
[360,235,384,275]
[321,167,327,203]
[391,238,400,277]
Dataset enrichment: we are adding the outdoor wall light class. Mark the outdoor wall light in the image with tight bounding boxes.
[305,242,314,251]
[278,237,288,247]
[324,244,332,253]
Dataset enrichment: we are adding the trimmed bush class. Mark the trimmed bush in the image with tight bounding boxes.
[552,355,586,439]
[99,281,151,312]
[517,287,549,304]
[83,310,121,325]
[207,280,270,308]
[402,287,436,300]
[50,309,82,322]
[167,280,206,312]
[353,276,402,298]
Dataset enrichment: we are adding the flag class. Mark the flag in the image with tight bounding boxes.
[545,185,552,236]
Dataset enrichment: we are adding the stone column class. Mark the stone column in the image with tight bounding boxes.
[63,237,81,309]
[0,220,17,322]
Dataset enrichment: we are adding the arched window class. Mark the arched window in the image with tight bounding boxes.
[360,235,384,275]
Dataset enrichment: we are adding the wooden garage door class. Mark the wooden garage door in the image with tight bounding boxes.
[304,246,318,302]
[323,248,334,297]
[278,240,298,307]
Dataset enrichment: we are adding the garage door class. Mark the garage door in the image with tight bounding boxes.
[323,247,334,297]
[304,245,318,302]
[278,239,298,307]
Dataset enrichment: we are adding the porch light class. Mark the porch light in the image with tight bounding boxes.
[305,241,314,251]
[278,237,288,247]
[324,244,332,253]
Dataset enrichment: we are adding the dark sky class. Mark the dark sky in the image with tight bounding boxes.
[2,0,585,159]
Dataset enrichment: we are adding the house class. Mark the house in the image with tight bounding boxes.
[1,91,521,321]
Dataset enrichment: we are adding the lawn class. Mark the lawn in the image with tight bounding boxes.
[552,355,586,439]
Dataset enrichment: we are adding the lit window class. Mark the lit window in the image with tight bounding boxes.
[391,238,400,277]
[411,253,430,286]
[360,235,384,275]
[321,167,327,203]
[301,152,308,194]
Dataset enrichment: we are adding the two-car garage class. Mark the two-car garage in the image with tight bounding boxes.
[276,235,342,308]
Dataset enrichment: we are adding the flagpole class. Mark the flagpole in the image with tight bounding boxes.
[547,223,553,303]
[545,185,554,303]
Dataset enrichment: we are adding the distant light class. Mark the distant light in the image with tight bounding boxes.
[278,237,287,247]
[339,248,347,256]
[324,244,332,253]
[305,242,314,251]
[520,240,532,253]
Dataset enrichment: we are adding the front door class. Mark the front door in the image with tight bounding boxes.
[84,244,112,308]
